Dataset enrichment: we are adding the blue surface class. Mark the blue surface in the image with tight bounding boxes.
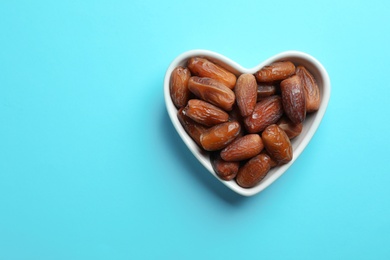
[1,1,390,259]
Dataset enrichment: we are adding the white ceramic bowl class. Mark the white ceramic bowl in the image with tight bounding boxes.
[164,50,331,196]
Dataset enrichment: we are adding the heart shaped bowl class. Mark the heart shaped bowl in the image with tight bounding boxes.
[164,50,331,196]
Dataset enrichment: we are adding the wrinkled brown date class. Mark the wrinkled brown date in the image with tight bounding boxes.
[277,116,303,140]
[235,74,257,117]
[244,95,283,133]
[257,83,278,100]
[187,57,237,89]
[262,124,292,165]
[280,75,306,124]
[260,150,278,168]
[188,76,235,111]
[220,134,263,162]
[296,65,320,113]
[210,152,239,181]
[170,66,191,108]
[236,154,271,188]
[255,61,295,82]
[184,99,229,127]
[177,107,208,147]
[200,121,241,151]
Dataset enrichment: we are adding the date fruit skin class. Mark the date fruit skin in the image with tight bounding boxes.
[188,76,235,111]
[187,57,237,89]
[228,104,246,138]
[277,116,303,139]
[200,121,241,151]
[296,65,320,113]
[210,152,239,181]
[228,103,244,123]
[280,75,306,124]
[260,150,278,168]
[236,154,271,188]
[255,61,295,82]
[235,74,257,117]
[170,66,191,108]
[177,107,208,147]
[262,124,292,165]
[184,99,229,127]
[257,83,278,100]
[244,95,283,133]
[220,134,263,161]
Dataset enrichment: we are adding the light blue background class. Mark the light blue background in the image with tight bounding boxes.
[1,0,389,259]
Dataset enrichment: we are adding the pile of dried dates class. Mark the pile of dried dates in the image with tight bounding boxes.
[170,57,320,188]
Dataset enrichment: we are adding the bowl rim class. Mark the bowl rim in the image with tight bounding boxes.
[164,49,331,196]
